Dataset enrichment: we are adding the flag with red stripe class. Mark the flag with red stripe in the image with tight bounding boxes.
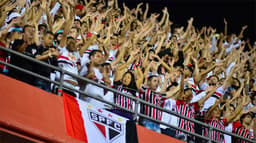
[63,93,138,143]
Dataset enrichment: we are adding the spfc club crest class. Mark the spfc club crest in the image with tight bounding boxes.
[88,110,124,142]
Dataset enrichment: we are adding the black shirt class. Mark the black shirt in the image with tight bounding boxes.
[9,39,38,85]
[34,45,57,78]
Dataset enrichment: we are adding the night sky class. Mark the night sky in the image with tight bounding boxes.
[118,0,255,41]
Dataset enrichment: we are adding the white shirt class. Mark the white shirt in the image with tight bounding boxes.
[80,67,106,109]
[80,44,98,66]
[224,123,233,143]
[57,46,80,84]
[160,99,178,129]
[202,86,225,111]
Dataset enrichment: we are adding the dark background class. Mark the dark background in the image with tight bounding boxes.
[118,0,255,42]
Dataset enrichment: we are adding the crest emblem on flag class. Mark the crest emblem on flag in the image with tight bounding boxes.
[88,110,124,142]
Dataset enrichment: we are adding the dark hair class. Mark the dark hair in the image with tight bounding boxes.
[67,36,75,41]
[232,78,241,89]
[250,92,256,105]
[158,48,171,58]
[101,62,111,67]
[122,71,137,90]
[71,27,80,32]
[44,31,54,37]
[74,19,82,25]
[54,32,63,40]
[186,65,194,73]
[148,49,155,53]
[240,112,254,124]
[89,50,102,59]
[148,75,158,82]
[223,104,235,112]
[201,66,207,70]
[167,82,178,91]
[184,88,193,93]
[23,25,33,33]
[38,24,48,30]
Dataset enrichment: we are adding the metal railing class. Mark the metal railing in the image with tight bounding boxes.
[0,46,255,143]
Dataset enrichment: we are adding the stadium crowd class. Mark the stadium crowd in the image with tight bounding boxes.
[0,0,255,142]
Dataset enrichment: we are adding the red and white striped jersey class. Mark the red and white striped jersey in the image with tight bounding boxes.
[138,86,166,120]
[204,118,227,143]
[114,83,136,111]
[176,99,199,134]
[232,121,254,143]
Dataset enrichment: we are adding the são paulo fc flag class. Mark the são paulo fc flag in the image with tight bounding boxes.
[63,92,138,143]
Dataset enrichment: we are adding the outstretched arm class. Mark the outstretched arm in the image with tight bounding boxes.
[198,86,218,107]
[238,25,248,39]
[226,96,247,123]
[60,6,74,48]
[206,99,220,120]
[143,3,149,21]
[177,72,185,100]
[224,18,228,37]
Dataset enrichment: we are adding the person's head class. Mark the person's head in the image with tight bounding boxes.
[81,22,88,34]
[75,4,84,16]
[158,48,172,63]
[211,106,221,119]
[110,35,118,46]
[240,112,254,125]
[38,24,47,35]
[223,104,235,117]
[73,19,81,29]
[23,25,34,41]
[131,21,137,31]
[249,79,255,89]
[89,50,103,66]
[244,60,251,71]
[147,75,159,91]
[229,78,241,94]
[183,87,193,102]
[43,31,54,47]
[148,49,155,61]
[69,27,79,39]
[184,65,193,77]
[66,36,77,51]
[55,30,64,42]
[199,66,207,74]
[162,53,172,63]
[208,75,219,86]
[6,27,22,41]
[251,93,256,105]
[90,4,97,13]
[122,71,137,89]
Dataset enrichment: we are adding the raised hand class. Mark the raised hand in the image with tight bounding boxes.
[188,17,194,24]
[3,1,17,12]
[191,56,198,63]
[136,2,143,9]
[162,7,168,13]
[224,18,227,24]
[242,25,248,30]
